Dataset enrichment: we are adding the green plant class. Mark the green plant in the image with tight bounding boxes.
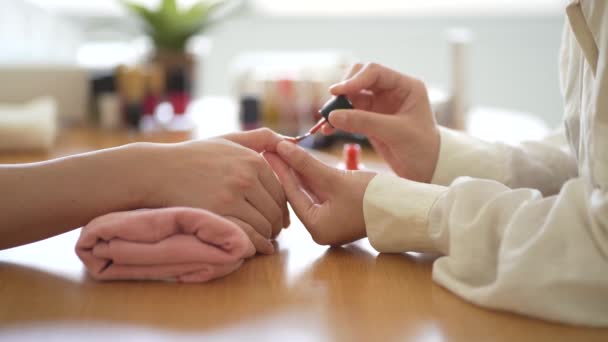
[120,0,228,52]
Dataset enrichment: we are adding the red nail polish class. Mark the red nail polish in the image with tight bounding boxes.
[167,67,190,115]
[338,143,364,170]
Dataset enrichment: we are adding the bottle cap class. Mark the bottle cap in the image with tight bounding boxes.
[92,74,116,95]
[318,94,353,127]
[240,95,260,127]
[166,67,191,93]
[344,143,361,171]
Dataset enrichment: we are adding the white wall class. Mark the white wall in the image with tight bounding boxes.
[203,13,565,126]
[0,0,81,64]
[0,1,566,127]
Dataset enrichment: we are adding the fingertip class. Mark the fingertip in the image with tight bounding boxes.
[327,110,346,127]
[328,83,344,95]
[283,205,291,228]
[260,239,275,254]
[276,140,297,158]
[320,123,335,135]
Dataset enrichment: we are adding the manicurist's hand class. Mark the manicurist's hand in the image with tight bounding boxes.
[145,128,289,254]
[322,63,440,183]
[264,141,377,246]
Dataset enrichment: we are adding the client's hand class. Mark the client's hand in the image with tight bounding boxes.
[144,128,289,254]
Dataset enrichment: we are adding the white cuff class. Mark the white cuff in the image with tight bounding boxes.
[363,174,446,253]
[431,127,509,186]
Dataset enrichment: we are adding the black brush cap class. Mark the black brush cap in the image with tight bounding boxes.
[318,95,353,127]
[240,95,260,124]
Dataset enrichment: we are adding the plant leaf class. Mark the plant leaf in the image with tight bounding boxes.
[119,0,232,51]
[178,1,227,34]
[160,0,179,17]
[119,0,159,33]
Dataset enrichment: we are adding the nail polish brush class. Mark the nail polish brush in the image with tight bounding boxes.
[287,95,353,143]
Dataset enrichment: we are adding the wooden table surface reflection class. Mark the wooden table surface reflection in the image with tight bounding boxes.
[1,126,607,342]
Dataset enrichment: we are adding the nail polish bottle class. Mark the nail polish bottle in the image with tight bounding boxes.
[92,73,122,130]
[277,78,299,137]
[143,64,165,116]
[261,79,279,131]
[238,74,261,131]
[240,95,261,131]
[337,143,364,170]
[119,66,146,129]
[167,67,190,116]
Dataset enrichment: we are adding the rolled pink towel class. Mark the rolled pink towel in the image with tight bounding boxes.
[76,207,256,283]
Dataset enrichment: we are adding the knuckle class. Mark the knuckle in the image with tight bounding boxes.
[414,79,430,100]
[350,62,364,72]
[261,127,273,134]
[233,173,257,191]
[413,78,427,91]
[257,127,274,138]
[269,202,282,218]
[366,62,380,72]
[247,152,266,167]
[218,190,237,206]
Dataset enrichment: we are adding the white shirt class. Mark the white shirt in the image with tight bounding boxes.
[363,0,608,327]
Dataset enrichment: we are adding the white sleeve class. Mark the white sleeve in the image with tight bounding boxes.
[364,168,608,327]
[428,176,608,326]
[427,2,608,326]
[431,126,578,196]
[364,1,608,326]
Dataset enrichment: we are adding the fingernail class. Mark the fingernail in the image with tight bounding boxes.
[277,140,296,156]
[284,215,291,228]
[328,110,345,125]
[264,240,275,254]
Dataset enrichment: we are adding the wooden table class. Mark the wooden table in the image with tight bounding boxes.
[1,125,607,342]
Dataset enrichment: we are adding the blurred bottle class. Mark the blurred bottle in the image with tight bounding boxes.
[276,78,299,137]
[140,64,166,132]
[143,64,165,116]
[337,143,364,171]
[118,66,146,129]
[238,73,261,131]
[167,67,191,116]
[261,79,279,131]
[92,73,122,130]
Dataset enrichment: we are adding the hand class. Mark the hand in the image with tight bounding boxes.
[321,63,440,183]
[143,128,289,254]
[264,141,377,246]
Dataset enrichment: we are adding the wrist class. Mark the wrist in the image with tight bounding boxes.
[425,126,441,183]
[117,142,166,209]
[351,171,378,238]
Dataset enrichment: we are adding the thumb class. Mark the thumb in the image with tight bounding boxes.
[328,109,396,139]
